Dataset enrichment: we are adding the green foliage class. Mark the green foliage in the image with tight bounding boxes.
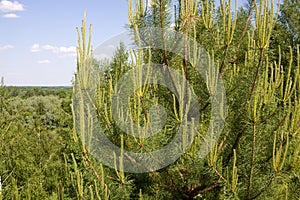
[72,0,300,199]
[1,0,299,199]
[0,87,76,199]
[270,0,299,65]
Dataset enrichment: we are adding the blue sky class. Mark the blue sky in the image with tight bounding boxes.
[0,0,260,86]
[0,0,128,86]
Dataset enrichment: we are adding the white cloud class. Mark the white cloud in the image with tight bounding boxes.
[0,44,14,50]
[57,46,76,54]
[0,0,24,12]
[37,59,50,64]
[31,44,76,56]
[31,44,41,52]
[42,45,56,51]
[3,13,19,18]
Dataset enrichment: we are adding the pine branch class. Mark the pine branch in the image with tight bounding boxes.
[83,150,104,187]
[248,48,265,101]
[224,129,244,167]
[220,44,230,73]
[185,183,221,199]
[237,0,255,49]
[247,120,257,199]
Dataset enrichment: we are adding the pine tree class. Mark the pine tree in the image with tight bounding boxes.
[72,0,300,199]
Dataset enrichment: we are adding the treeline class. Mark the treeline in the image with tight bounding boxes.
[0,85,71,99]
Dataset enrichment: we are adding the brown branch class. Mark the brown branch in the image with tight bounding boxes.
[237,0,255,49]
[220,62,234,77]
[248,48,265,101]
[213,167,227,183]
[224,129,244,167]
[220,44,230,73]
[186,183,221,199]
[83,150,103,186]
[247,121,257,199]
